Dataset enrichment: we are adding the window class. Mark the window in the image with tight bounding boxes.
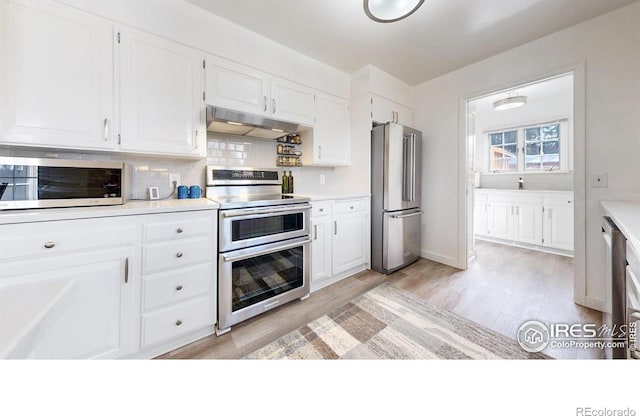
[486,121,567,173]
[489,130,517,172]
[524,123,560,171]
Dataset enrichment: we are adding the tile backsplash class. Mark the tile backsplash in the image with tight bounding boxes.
[0,131,336,199]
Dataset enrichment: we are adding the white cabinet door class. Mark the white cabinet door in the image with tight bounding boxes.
[474,193,489,236]
[371,95,413,126]
[119,27,204,157]
[395,103,414,126]
[205,55,269,115]
[270,77,315,126]
[1,0,115,150]
[312,93,350,166]
[332,212,367,275]
[0,247,136,359]
[514,203,543,245]
[488,202,514,241]
[311,216,332,284]
[543,202,574,251]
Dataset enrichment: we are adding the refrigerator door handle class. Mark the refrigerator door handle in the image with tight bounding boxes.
[403,135,411,202]
[410,133,417,202]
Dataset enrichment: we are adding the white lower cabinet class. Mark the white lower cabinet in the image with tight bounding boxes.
[474,189,573,254]
[310,197,370,292]
[0,208,218,359]
[0,218,138,359]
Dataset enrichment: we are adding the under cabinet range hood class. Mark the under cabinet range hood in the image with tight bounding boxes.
[206,105,299,139]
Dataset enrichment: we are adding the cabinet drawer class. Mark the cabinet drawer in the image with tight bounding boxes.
[311,201,331,218]
[141,297,212,348]
[143,212,215,242]
[332,198,368,215]
[0,218,135,261]
[142,264,212,311]
[142,236,213,275]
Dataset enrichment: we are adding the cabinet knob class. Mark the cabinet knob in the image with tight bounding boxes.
[43,242,56,249]
[176,252,183,258]
[319,208,324,212]
[350,206,354,210]
[176,285,183,291]
[175,320,182,326]
[176,227,183,234]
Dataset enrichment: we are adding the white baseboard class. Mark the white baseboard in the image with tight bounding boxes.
[420,250,463,269]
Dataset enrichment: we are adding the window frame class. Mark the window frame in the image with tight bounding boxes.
[484,119,570,174]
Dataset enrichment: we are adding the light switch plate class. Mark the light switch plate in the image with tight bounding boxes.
[591,172,608,188]
[149,186,160,200]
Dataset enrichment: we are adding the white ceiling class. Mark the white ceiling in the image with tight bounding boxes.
[185,0,637,85]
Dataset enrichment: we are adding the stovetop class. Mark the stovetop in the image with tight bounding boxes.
[206,193,310,209]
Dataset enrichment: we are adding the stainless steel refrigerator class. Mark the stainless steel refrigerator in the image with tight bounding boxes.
[371,122,422,274]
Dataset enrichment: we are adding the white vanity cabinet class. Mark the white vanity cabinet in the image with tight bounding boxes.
[474,189,574,255]
[309,196,370,292]
[0,217,138,359]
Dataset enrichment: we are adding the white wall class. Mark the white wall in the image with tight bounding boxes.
[411,1,640,308]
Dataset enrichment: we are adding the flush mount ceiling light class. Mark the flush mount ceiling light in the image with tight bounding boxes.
[364,0,425,23]
[492,95,527,111]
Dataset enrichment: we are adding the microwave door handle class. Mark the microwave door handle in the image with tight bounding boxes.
[222,238,312,262]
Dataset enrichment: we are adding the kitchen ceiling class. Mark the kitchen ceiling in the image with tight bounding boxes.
[185,0,637,85]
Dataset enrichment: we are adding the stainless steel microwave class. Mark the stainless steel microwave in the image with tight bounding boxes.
[0,157,127,210]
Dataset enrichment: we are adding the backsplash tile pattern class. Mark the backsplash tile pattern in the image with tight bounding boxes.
[0,131,337,200]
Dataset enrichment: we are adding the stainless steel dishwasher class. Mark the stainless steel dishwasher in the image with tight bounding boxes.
[602,216,627,359]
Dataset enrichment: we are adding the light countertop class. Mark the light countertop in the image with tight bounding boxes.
[600,200,640,261]
[0,198,219,225]
[291,193,371,201]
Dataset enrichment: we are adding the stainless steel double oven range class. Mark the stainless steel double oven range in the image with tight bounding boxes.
[206,167,311,334]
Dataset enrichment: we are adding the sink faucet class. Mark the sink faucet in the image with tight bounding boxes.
[518,177,524,190]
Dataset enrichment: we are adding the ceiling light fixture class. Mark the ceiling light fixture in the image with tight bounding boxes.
[493,95,527,111]
[227,121,243,126]
[364,0,425,23]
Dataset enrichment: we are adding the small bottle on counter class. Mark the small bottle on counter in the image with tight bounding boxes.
[282,171,289,194]
[288,170,294,194]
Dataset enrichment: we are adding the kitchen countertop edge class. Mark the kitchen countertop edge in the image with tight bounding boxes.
[0,199,219,225]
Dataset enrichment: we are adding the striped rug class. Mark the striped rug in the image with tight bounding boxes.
[244,283,549,359]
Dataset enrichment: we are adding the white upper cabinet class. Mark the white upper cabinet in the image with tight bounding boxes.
[371,94,413,126]
[0,0,115,150]
[205,56,315,126]
[302,92,350,167]
[205,55,269,116]
[119,27,205,157]
[270,77,315,126]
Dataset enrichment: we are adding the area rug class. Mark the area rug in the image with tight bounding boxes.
[244,283,549,359]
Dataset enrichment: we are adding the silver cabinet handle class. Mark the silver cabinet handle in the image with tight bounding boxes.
[43,242,55,249]
[314,224,318,240]
[390,211,423,219]
[103,118,109,141]
[272,98,276,114]
[175,320,182,326]
[176,285,183,291]
[318,145,322,159]
[124,257,129,284]
[176,252,183,258]
[334,221,337,235]
[176,227,183,234]
[263,96,267,112]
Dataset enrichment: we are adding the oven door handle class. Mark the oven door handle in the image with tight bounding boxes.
[222,238,312,263]
[221,204,311,218]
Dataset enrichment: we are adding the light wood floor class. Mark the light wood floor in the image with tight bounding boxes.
[159,240,603,360]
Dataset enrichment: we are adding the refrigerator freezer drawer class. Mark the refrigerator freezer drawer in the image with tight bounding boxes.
[383,209,422,272]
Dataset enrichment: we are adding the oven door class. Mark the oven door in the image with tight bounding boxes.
[219,203,311,252]
[218,236,311,332]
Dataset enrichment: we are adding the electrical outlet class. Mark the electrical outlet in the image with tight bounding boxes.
[319,174,325,185]
[169,173,180,187]
[591,172,608,188]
